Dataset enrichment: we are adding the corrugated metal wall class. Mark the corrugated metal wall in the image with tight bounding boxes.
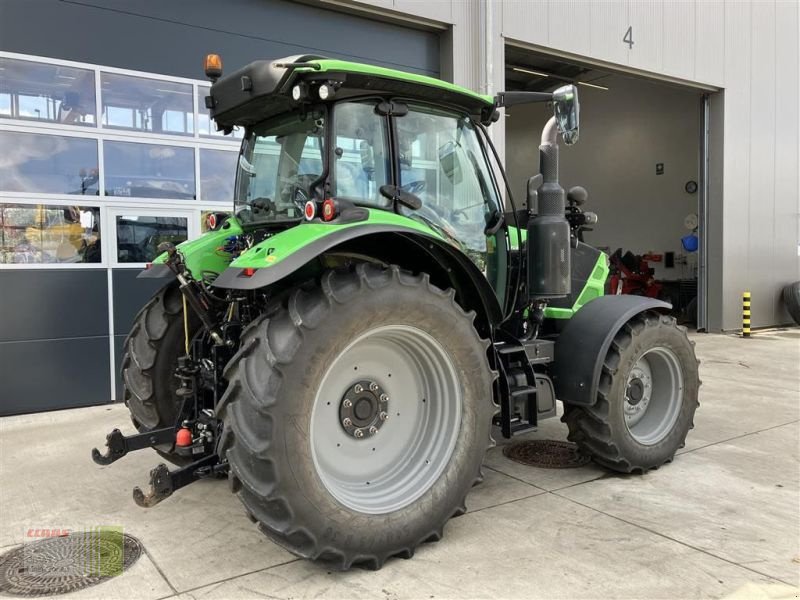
[350,0,800,330]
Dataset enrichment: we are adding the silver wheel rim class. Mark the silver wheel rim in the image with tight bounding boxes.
[624,346,684,445]
[310,325,462,514]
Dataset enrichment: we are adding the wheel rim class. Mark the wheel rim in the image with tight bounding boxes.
[310,325,462,514]
[624,347,684,445]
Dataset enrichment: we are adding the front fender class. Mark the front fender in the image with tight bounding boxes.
[552,295,671,406]
[138,217,244,280]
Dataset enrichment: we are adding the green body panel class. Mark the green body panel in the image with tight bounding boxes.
[230,210,444,269]
[544,252,609,319]
[507,226,527,250]
[153,218,244,278]
[297,59,494,107]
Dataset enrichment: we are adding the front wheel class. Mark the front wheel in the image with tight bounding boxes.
[563,311,700,473]
[218,264,495,569]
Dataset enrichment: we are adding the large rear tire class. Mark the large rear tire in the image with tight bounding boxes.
[562,311,699,473]
[782,281,800,325]
[121,281,197,465]
[218,264,495,570]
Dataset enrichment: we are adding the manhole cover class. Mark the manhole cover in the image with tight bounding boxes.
[503,439,591,469]
[0,531,143,597]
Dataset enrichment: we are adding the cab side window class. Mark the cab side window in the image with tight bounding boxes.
[395,105,501,254]
[332,102,391,207]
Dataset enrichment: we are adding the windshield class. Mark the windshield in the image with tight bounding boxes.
[235,109,325,224]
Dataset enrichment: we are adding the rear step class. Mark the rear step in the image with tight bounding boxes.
[493,340,539,438]
[493,336,557,438]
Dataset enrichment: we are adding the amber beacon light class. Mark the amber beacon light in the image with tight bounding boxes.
[204,54,223,81]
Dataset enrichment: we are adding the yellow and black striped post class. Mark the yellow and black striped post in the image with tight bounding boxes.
[742,291,751,338]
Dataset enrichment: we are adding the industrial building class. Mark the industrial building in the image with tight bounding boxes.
[0,0,797,415]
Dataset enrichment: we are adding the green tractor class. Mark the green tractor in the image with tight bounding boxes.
[92,54,699,569]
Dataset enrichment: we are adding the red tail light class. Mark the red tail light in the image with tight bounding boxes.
[322,198,338,222]
[304,200,316,221]
[242,267,256,277]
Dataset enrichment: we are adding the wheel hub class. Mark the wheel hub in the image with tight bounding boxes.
[339,380,389,439]
[624,365,652,424]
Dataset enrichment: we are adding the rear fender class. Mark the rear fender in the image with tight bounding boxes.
[211,216,504,330]
[552,295,671,406]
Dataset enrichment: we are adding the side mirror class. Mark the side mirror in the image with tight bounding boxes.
[552,84,580,146]
[438,141,463,184]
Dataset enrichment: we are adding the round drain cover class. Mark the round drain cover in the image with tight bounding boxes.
[0,531,143,597]
[503,439,591,469]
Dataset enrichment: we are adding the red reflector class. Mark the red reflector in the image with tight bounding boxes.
[175,428,192,447]
[207,213,217,230]
[304,200,316,221]
[242,267,256,277]
[322,198,337,221]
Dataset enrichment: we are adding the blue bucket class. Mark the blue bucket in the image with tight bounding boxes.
[681,233,699,253]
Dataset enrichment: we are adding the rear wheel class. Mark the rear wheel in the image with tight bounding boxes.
[563,311,699,473]
[121,281,196,465]
[218,264,495,569]
[782,281,800,325]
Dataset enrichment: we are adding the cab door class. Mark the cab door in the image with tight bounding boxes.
[392,104,509,307]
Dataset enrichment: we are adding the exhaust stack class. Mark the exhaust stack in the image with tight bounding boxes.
[527,117,571,299]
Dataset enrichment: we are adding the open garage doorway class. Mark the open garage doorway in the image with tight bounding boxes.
[504,47,712,329]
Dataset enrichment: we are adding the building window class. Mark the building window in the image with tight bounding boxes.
[0,203,101,264]
[197,86,242,138]
[101,72,193,136]
[0,130,99,195]
[200,148,237,203]
[115,214,187,263]
[0,57,97,126]
[104,141,195,200]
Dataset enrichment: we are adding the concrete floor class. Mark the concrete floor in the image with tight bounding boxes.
[1,330,798,599]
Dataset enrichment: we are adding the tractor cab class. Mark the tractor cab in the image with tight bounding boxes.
[206,54,507,268]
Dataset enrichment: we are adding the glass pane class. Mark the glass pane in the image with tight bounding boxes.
[199,148,237,203]
[101,72,193,136]
[197,86,242,138]
[115,214,187,263]
[0,57,96,126]
[333,102,390,207]
[104,141,195,199]
[0,131,98,195]
[0,203,101,264]
[235,110,325,224]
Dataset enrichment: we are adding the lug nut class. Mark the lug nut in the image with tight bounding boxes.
[343,417,352,427]
[379,411,388,421]
[354,384,363,393]
[369,426,378,435]
[369,382,379,392]
[354,429,364,438]
[343,399,352,408]
[380,393,389,402]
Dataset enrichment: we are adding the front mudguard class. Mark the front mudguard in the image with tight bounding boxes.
[552,295,671,406]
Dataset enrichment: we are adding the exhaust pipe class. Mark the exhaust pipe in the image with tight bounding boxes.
[527,116,571,299]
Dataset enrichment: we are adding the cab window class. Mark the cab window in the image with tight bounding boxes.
[395,105,503,261]
[332,102,391,207]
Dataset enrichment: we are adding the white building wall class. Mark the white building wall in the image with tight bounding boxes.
[333,0,799,330]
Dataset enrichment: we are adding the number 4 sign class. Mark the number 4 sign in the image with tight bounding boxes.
[623,26,634,49]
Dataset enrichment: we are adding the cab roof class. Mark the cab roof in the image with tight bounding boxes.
[207,55,496,131]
